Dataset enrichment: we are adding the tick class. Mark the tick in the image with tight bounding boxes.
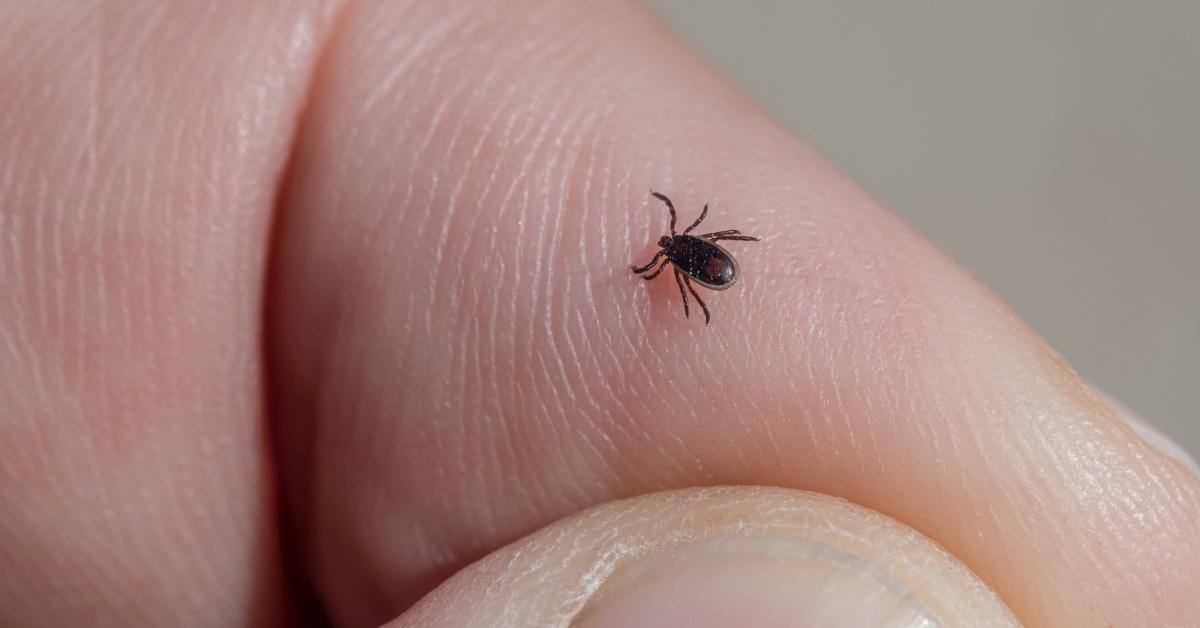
[630,191,760,324]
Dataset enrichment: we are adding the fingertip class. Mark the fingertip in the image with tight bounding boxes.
[393,488,1018,628]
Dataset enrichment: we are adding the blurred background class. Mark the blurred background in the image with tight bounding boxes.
[648,1,1199,457]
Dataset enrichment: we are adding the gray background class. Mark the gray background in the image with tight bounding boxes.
[648,1,1198,457]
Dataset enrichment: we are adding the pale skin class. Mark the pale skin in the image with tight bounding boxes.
[1,1,1197,627]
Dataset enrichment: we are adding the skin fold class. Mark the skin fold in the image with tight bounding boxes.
[1,1,1197,627]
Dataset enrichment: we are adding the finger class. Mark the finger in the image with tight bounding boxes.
[394,487,1018,627]
[1095,386,1200,478]
[268,0,1200,625]
[0,2,336,625]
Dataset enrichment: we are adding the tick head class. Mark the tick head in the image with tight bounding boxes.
[658,235,673,249]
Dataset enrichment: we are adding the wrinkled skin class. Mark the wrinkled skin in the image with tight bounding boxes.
[1,1,1197,627]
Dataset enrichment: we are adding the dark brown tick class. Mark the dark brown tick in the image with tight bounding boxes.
[630,191,760,324]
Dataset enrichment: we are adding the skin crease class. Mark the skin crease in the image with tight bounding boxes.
[0,1,1197,628]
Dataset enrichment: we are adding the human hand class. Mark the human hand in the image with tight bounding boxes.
[2,1,1197,627]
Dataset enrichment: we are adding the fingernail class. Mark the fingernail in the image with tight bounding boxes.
[574,537,938,628]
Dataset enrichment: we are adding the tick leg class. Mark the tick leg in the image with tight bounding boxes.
[699,229,741,239]
[673,267,690,319]
[630,249,665,274]
[640,259,670,280]
[651,191,677,235]
[710,234,758,242]
[710,235,761,242]
[683,275,711,325]
[682,203,708,234]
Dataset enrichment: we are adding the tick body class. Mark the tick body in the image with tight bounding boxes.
[630,191,760,324]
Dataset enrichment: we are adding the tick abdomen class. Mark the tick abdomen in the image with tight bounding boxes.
[668,235,738,290]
